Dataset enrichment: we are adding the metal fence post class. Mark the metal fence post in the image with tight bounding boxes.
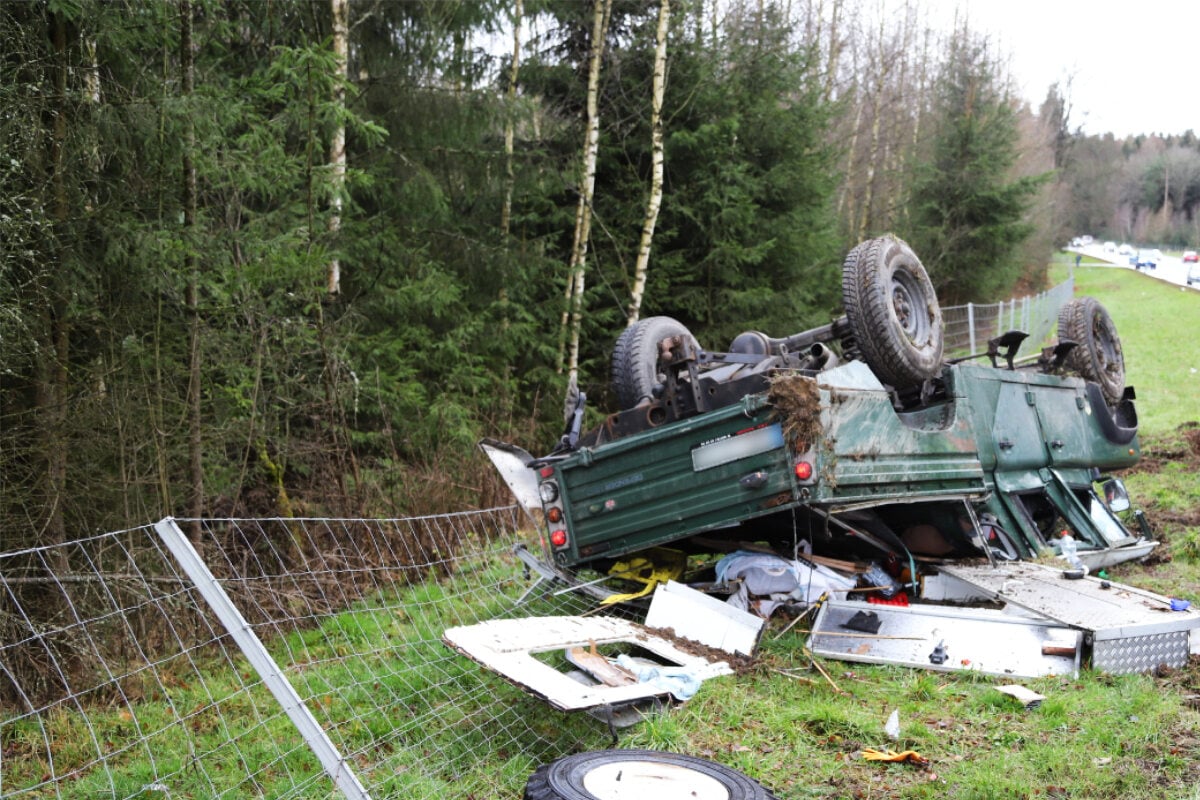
[997,300,1004,336]
[967,303,976,354]
[153,518,373,800]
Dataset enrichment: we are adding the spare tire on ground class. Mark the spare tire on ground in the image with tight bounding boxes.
[524,749,779,800]
[1057,296,1126,406]
[841,235,944,390]
[611,316,700,410]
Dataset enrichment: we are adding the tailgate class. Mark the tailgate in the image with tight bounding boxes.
[559,400,795,562]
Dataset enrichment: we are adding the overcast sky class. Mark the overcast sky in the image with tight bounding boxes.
[918,0,1198,138]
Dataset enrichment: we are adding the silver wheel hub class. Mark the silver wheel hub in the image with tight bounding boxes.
[582,760,731,800]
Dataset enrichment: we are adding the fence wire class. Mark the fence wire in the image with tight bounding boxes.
[941,277,1075,360]
[0,513,608,799]
[0,279,1079,799]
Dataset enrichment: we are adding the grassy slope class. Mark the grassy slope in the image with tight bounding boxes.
[1051,259,1200,436]
[14,261,1200,800]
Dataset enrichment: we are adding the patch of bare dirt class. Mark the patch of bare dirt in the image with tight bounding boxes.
[1184,424,1200,458]
[1133,421,1200,475]
[1113,422,1200,564]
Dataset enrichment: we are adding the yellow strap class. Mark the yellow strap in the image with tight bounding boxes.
[598,549,686,605]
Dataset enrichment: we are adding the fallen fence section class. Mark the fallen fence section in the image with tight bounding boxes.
[152,518,370,800]
[0,513,605,800]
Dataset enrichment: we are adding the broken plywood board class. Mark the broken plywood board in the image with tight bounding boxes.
[443,616,732,712]
[808,599,1081,678]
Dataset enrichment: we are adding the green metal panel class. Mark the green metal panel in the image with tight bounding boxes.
[954,363,1140,473]
[814,378,985,504]
[544,361,1141,569]
[554,398,796,564]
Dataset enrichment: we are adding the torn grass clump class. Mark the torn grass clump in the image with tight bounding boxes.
[768,374,821,452]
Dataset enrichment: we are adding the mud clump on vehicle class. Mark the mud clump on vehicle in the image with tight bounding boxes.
[768,374,821,452]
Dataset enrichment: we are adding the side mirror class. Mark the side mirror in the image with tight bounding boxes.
[1101,478,1131,513]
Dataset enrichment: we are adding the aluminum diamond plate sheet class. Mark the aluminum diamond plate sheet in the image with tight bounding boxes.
[1093,631,1193,674]
[938,561,1200,640]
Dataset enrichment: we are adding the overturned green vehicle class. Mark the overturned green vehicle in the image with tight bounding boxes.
[481,236,1200,676]
[485,236,1149,577]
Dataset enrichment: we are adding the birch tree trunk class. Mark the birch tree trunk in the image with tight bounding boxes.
[560,0,612,381]
[327,0,348,296]
[822,0,843,102]
[501,0,522,240]
[836,74,862,223]
[626,0,670,326]
[856,17,888,242]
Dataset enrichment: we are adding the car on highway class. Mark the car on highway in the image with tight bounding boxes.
[1189,264,1200,286]
[1103,241,1116,253]
[1118,243,1134,256]
[1135,250,1161,270]
[1183,250,1198,263]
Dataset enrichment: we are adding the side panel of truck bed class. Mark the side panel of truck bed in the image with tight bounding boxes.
[814,373,986,504]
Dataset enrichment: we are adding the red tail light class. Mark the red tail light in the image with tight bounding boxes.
[547,507,562,523]
[550,530,568,548]
[794,461,813,481]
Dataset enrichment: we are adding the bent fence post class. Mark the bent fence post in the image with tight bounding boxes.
[152,517,372,800]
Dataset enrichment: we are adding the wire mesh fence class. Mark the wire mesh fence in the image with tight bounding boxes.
[0,279,1079,799]
[0,513,610,800]
[941,277,1075,360]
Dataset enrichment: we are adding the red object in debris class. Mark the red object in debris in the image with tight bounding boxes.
[867,593,910,607]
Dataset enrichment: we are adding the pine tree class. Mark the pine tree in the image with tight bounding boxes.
[906,28,1045,304]
[637,7,842,345]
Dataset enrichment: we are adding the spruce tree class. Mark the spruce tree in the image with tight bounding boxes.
[906,30,1045,304]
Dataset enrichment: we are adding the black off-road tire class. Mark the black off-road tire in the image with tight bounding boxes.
[523,749,779,800]
[841,235,944,389]
[1057,296,1125,406]
[611,317,699,410]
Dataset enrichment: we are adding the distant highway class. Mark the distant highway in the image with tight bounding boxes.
[1069,243,1198,290]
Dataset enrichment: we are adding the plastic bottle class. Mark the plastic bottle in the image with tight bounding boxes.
[863,562,900,597]
[1059,531,1088,575]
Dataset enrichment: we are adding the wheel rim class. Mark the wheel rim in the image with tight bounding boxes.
[891,268,930,344]
[581,760,732,800]
[1091,312,1122,378]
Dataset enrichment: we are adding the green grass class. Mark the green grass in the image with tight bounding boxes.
[615,640,1200,799]
[7,261,1200,800]
[1051,261,1200,436]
